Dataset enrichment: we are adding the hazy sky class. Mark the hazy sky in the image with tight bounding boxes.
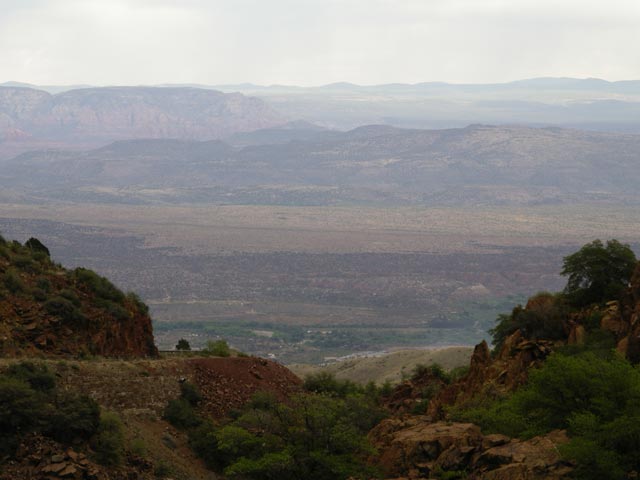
[1,0,639,86]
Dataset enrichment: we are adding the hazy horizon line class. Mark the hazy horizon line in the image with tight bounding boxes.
[3,76,640,91]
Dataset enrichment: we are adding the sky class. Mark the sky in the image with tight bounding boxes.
[1,0,639,86]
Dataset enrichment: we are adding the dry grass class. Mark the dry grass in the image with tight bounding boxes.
[289,346,473,385]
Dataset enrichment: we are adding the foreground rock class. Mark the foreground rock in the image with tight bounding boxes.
[369,419,572,479]
[0,434,153,480]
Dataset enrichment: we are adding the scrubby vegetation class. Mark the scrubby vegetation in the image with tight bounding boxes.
[453,239,640,479]
[0,361,105,458]
[454,345,640,479]
[489,239,636,351]
[202,339,231,357]
[93,411,126,466]
[163,374,388,479]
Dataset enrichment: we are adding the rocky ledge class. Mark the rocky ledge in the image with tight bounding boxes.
[369,419,573,479]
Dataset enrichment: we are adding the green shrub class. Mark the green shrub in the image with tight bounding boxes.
[129,438,147,457]
[190,390,384,480]
[36,277,51,292]
[3,269,25,294]
[73,268,125,303]
[48,393,100,443]
[93,411,125,466]
[449,365,470,382]
[59,288,81,306]
[154,460,174,478]
[0,363,101,456]
[180,382,203,406]
[175,338,191,351]
[96,299,130,321]
[126,292,149,315]
[32,288,48,302]
[44,296,76,317]
[0,376,46,455]
[6,362,56,392]
[188,421,220,469]
[44,296,87,325]
[203,339,231,357]
[453,350,640,479]
[163,398,202,429]
[490,292,567,351]
[31,251,49,264]
[303,372,360,397]
[247,391,279,411]
[411,363,450,383]
[12,254,38,273]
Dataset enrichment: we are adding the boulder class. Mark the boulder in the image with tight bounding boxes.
[369,420,572,479]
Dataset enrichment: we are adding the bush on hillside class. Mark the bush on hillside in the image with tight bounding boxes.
[125,291,149,315]
[303,371,361,397]
[6,361,56,392]
[93,411,125,466]
[0,376,46,455]
[561,239,637,307]
[164,398,202,429]
[490,292,568,351]
[2,269,25,294]
[203,339,231,357]
[73,267,125,303]
[48,393,100,443]
[453,350,640,479]
[96,299,131,321]
[44,296,87,325]
[188,390,384,480]
[0,362,102,457]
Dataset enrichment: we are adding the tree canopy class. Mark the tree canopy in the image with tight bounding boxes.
[561,239,637,306]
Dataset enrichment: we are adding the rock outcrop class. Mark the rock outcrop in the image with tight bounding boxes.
[383,367,450,415]
[369,419,573,479]
[424,264,640,417]
[425,335,553,420]
[603,263,640,361]
[0,434,154,480]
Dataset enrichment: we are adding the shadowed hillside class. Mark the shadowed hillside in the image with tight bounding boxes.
[3,124,639,206]
[0,234,157,357]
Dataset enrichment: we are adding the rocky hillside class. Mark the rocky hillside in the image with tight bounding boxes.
[421,261,640,419]
[0,86,286,154]
[0,235,157,357]
[366,245,640,479]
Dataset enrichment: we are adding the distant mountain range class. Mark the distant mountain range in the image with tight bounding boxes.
[5,77,640,94]
[2,124,639,206]
[0,85,286,158]
[3,78,640,154]
[207,78,640,132]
